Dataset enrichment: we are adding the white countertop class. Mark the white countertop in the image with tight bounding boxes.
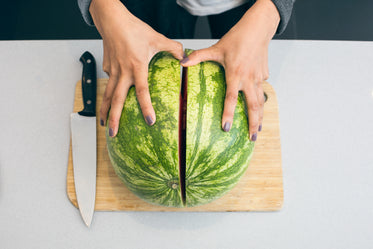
[0,39,372,249]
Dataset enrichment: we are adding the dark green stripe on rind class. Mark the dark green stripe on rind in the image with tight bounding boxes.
[185,57,255,207]
[106,52,183,207]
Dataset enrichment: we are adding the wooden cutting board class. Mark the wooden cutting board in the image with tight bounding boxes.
[67,79,283,211]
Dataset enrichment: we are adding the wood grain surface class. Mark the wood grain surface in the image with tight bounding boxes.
[67,79,283,211]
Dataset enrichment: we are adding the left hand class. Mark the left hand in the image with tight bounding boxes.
[181,0,280,141]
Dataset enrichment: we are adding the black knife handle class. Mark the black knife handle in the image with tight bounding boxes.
[79,51,97,117]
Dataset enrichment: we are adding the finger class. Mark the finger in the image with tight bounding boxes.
[256,83,265,132]
[134,67,156,126]
[159,38,184,60]
[221,73,240,132]
[243,83,260,142]
[100,74,118,127]
[107,76,130,137]
[180,46,222,67]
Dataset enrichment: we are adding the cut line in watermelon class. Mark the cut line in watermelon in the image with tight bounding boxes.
[179,65,188,205]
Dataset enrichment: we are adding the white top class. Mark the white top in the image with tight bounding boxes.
[1,39,373,248]
[177,0,250,16]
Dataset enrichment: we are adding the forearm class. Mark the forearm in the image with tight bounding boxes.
[270,0,295,34]
[89,0,133,36]
[237,0,295,36]
[229,0,280,46]
[78,0,134,28]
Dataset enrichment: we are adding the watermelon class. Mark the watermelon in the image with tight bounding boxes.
[106,50,254,207]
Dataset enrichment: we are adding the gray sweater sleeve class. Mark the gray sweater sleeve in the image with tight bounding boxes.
[77,0,94,26]
[271,0,295,34]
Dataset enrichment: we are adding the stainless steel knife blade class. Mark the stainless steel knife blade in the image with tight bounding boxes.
[71,51,97,227]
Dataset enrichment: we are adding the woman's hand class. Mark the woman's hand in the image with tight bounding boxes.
[181,0,280,141]
[90,0,184,137]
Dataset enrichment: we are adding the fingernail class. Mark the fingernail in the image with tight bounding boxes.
[145,115,154,125]
[100,119,105,126]
[109,128,114,137]
[258,124,262,132]
[223,122,231,132]
[264,92,268,102]
[183,52,187,59]
[251,133,257,142]
[180,56,189,64]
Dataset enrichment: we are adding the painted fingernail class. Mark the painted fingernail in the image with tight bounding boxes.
[223,122,231,132]
[109,128,114,137]
[264,92,268,102]
[258,124,262,132]
[145,115,154,125]
[100,119,105,126]
[180,56,189,64]
[183,52,188,59]
[251,133,257,142]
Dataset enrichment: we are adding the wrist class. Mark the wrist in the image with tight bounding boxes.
[90,0,131,20]
[89,0,133,33]
[239,0,280,44]
[255,0,281,24]
[89,0,105,16]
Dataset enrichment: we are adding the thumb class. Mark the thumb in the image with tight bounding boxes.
[180,46,222,67]
[158,38,184,60]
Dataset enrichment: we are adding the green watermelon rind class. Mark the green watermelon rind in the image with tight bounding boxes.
[106,51,184,207]
[185,49,254,207]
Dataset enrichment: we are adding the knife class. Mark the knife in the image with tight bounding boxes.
[70,51,97,227]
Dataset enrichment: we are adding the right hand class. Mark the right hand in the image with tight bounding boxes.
[89,0,184,137]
